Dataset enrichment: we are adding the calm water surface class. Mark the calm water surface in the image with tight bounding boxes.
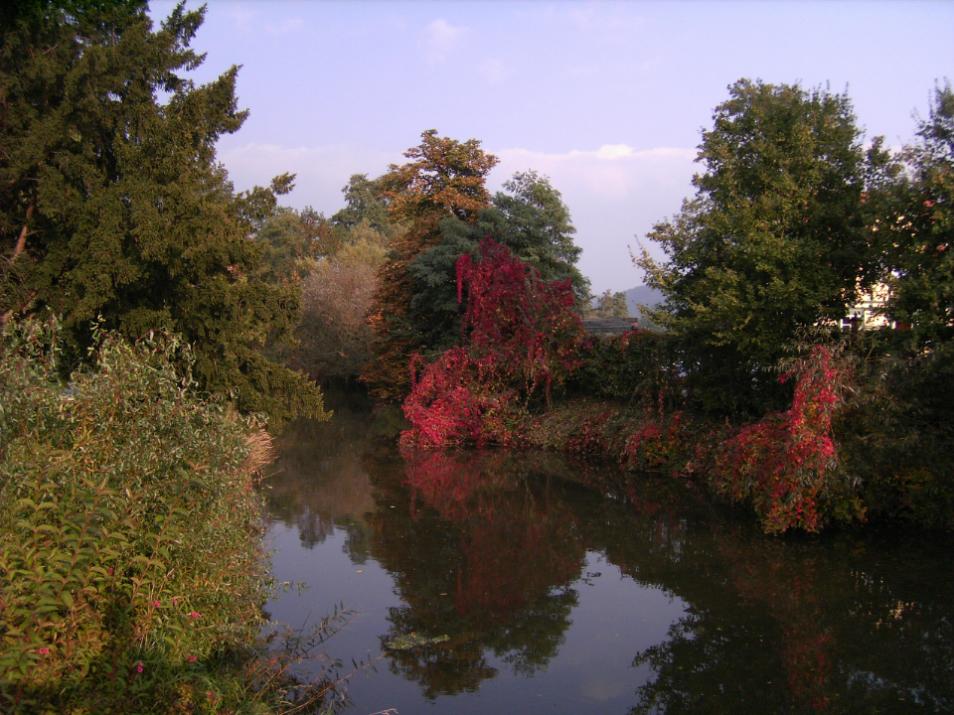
[263,400,954,714]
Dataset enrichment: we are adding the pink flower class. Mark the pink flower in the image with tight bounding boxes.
[151,600,161,608]
[36,647,51,656]
[135,661,144,673]
[187,655,198,663]
[188,610,202,620]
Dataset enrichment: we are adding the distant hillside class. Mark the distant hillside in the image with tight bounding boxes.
[624,285,664,318]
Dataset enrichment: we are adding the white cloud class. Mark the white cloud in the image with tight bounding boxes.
[423,18,465,65]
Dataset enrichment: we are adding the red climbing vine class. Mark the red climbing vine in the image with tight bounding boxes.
[710,345,848,533]
[401,238,584,447]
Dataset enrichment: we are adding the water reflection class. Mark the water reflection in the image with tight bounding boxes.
[373,449,586,696]
[267,399,954,713]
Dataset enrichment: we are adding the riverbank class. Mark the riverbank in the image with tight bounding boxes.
[399,336,953,536]
[0,322,336,713]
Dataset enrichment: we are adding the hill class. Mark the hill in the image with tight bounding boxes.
[624,285,664,318]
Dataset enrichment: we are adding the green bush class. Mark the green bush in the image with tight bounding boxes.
[569,329,681,407]
[0,320,278,712]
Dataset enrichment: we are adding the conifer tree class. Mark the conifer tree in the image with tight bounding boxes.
[0,1,326,422]
[364,130,498,400]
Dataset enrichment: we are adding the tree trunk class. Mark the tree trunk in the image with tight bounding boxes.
[12,202,34,260]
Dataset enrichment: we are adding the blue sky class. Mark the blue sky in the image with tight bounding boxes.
[152,1,953,292]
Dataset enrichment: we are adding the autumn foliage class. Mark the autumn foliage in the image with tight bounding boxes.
[708,346,850,533]
[365,131,498,400]
[401,238,584,448]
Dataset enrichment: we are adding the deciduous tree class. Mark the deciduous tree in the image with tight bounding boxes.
[638,79,871,415]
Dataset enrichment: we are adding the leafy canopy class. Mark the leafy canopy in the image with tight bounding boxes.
[638,79,871,414]
[365,130,499,400]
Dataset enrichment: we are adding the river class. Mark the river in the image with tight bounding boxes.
[262,396,954,714]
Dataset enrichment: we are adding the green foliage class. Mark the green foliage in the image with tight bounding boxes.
[331,174,394,236]
[835,339,954,529]
[0,1,326,424]
[0,320,268,711]
[489,171,589,300]
[254,206,329,282]
[638,79,872,415]
[827,83,954,530]
[884,83,954,346]
[570,329,679,404]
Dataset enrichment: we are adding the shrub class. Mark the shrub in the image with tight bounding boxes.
[0,320,293,712]
[401,239,583,448]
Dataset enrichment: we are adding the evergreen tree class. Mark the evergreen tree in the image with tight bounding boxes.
[0,1,326,422]
[638,79,872,415]
[364,130,498,400]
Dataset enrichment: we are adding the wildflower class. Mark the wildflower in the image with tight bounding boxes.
[135,661,144,673]
[151,600,161,608]
[36,647,51,656]
[188,610,202,620]
[187,655,198,663]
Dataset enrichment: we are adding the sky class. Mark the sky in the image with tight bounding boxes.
[152,0,953,293]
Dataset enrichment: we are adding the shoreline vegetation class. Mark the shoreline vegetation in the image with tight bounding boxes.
[2,1,951,711]
[0,321,346,712]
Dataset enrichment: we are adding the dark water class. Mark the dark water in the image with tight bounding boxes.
[263,400,954,714]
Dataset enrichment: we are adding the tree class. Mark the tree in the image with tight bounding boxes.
[364,130,498,400]
[638,79,871,415]
[330,173,393,235]
[489,170,589,300]
[885,83,954,346]
[296,220,390,381]
[0,1,326,422]
[587,290,630,319]
[404,171,589,357]
[254,206,333,282]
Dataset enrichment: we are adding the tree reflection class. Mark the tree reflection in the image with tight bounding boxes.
[267,404,386,559]
[267,404,954,711]
[625,526,954,713]
[367,449,586,696]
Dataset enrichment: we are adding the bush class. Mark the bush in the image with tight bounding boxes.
[0,320,291,712]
